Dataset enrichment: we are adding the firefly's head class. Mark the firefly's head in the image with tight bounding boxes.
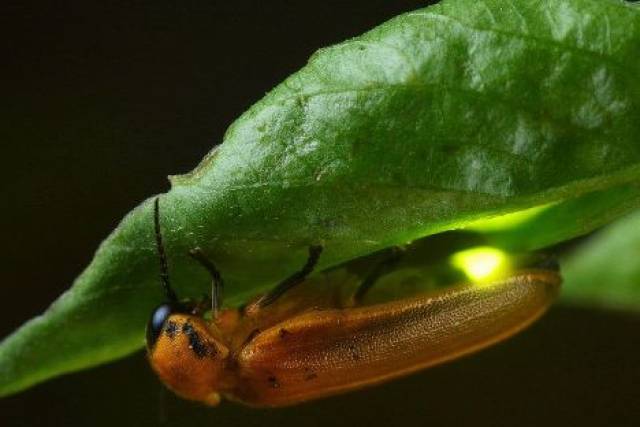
[146,198,230,406]
[146,303,230,406]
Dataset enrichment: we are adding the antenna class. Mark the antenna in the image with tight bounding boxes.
[154,197,178,303]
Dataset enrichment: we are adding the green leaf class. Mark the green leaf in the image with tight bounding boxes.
[467,184,640,251]
[561,209,640,311]
[2,0,640,397]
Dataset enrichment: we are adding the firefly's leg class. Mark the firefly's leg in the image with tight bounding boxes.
[255,245,323,308]
[189,248,224,317]
[352,247,404,305]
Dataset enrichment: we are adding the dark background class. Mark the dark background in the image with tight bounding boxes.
[1,1,639,426]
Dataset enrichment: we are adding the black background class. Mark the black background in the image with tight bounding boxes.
[1,1,639,426]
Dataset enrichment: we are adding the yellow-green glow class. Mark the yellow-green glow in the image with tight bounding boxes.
[451,247,509,283]
[465,202,557,232]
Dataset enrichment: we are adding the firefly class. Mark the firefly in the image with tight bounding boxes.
[146,198,561,407]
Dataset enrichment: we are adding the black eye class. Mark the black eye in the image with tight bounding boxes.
[146,304,176,348]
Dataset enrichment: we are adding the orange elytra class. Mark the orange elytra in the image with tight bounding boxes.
[146,197,561,407]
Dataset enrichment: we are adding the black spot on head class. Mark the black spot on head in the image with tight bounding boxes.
[267,376,280,389]
[147,303,181,348]
[164,321,178,339]
[181,322,215,358]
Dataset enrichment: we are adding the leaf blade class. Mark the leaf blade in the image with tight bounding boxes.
[562,209,640,311]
